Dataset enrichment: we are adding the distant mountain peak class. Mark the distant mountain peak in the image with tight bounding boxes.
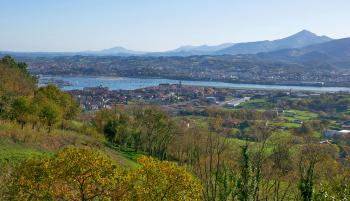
[297,29,316,35]
[288,30,332,40]
[104,46,129,51]
[217,30,333,55]
[285,30,318,39]
[97,46,145,55]
[166,43,235,55]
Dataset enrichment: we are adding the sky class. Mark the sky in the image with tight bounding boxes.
[1,0,350,52]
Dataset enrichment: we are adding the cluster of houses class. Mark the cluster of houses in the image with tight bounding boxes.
[68,83,246,111]
[69,86,115,110]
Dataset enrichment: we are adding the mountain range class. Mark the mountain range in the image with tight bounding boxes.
[254,37,350,69]
[145,43,235,56]
[216,30,332,55]
[0,30,336,57]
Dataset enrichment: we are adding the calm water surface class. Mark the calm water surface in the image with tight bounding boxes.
[39,76,350,92]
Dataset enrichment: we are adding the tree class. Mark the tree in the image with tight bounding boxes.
[298,157,316,201]
[38,101,62,132]
[134,106,176,159]
[200,116,232,201]
[297,122,313,136]
[4,158,54,201]
[127,156,202,201]
[1,56,18,69]
[4,147,120,201]
[52,147,119,201]
[35,85,80,128]
[249,121,272,200]
[92,108,117,133]
[264,135,295,200]
[236,142,253,201]
[104,112,132,147]
[297,144,322,201]
[9,96,32,129]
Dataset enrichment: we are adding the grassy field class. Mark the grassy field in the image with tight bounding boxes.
[273,122,301,128]
[227,131,297,156]
[0,142,53,165]
[0,121,137,168]
[238,98,269,109]
[277,109,319,129]
[283,109,318,120]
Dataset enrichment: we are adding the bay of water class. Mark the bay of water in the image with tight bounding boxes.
[39,76,350,92]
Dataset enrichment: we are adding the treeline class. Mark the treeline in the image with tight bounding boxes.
[7,85,79,131]
[278,94,350,114]
[181,106,278,121]
[0,56,79,131]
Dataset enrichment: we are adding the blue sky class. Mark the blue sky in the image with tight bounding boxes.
[1,0,350,52]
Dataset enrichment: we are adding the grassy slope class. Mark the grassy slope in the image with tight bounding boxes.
[237,98,270,109]
[0,122,138,168]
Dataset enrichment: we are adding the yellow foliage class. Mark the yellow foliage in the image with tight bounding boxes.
[4,158,53,200]
[51,146,119,200]
[125,156,202,201]
[3,147,203,201]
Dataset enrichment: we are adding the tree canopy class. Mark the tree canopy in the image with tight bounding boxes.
[4,147,202,201]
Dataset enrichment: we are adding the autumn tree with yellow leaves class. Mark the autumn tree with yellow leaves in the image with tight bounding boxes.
[126,156,202,201]
[3,147,202,201]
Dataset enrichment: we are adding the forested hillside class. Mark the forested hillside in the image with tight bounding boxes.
[0,56,37,96]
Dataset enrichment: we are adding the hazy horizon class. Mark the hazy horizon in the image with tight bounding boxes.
[1,0,350,52]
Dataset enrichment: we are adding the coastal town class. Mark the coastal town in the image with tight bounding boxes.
[66,82,328,112]
[68,82,253,111]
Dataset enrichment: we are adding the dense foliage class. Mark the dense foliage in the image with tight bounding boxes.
[2,147,201,201]
[0,56,37,97]
[0,56,79,131]
[96,106,176,159]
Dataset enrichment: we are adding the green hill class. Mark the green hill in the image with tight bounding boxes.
[0,121,138,167]
[0,56,137,167]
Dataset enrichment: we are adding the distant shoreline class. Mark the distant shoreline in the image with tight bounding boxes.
[37,74,350,88]
[37,74,350,92]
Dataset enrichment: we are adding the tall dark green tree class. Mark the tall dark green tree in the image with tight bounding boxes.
[237,142,252,201]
